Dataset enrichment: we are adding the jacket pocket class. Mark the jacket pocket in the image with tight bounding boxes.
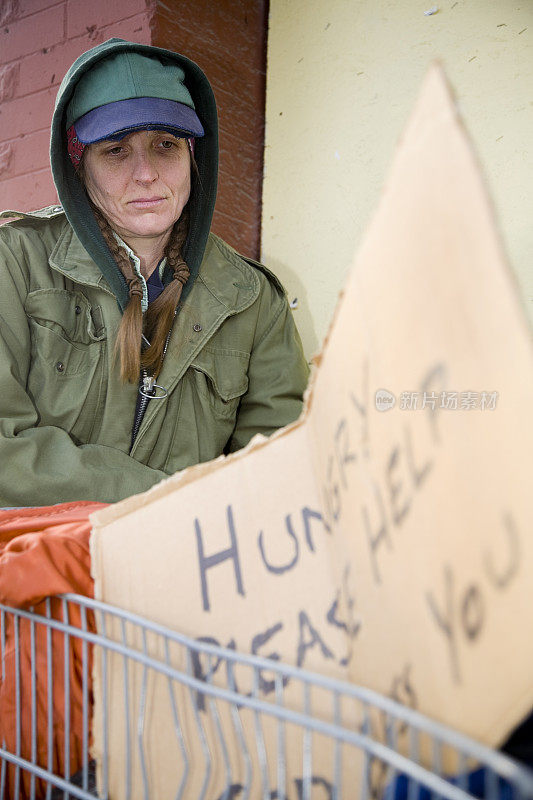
[25,289,106,440]
[162,347,250,470]
[189,347,249,420]
[25,288,106,344]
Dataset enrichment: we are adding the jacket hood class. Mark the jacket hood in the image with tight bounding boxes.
[50,38,218,310]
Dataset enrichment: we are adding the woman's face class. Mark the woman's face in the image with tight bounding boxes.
[82,130,191,244]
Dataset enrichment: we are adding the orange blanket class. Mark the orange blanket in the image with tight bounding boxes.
[0,502,107,799]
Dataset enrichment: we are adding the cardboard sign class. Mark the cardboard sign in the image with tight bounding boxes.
[90,66,533,799]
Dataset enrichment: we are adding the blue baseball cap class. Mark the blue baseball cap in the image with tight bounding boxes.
[73,96,204,143]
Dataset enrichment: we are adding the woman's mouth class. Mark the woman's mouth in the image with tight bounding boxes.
[128,197,165,209]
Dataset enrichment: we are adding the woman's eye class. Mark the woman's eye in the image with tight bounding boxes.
[159,140,175,149]
[107,146,125,156]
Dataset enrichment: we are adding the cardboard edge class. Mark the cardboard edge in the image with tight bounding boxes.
[301,286,346,417]
[298,68,457,417]
[89,414,308,531]
[409,63,532,342]
[483,690,533,752]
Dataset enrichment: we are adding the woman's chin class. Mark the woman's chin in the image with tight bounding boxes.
[113,215,176,241]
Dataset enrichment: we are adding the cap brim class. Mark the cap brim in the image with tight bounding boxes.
[74,97,204,143]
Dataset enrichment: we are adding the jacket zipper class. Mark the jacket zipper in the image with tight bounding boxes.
[130,367,151,448]
[129,311,177,452]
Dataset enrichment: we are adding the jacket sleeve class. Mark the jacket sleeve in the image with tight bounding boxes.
[228,277,309,452]
[0,233,167,507]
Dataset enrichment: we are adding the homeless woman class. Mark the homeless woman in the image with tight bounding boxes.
[0,39,308,507]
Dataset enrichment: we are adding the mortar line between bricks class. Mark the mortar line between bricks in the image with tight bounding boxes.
[66,11,154,40]
[1,10,152,68]
[0,128,53,145]
[0,165,53,181]
[0,83,59,103]
[5,0,65,25]
[0,165,55,181]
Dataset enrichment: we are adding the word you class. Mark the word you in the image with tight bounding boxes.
[426,511,520,684]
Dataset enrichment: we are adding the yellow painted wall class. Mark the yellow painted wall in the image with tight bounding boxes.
[262,0,533,359]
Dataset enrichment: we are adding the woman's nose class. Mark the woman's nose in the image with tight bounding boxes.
[132,151,158,183]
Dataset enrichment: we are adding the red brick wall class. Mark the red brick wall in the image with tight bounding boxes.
[0,0,154,212]
[0,0,267,258]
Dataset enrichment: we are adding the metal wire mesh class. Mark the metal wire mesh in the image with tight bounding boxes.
[0,593,532,799]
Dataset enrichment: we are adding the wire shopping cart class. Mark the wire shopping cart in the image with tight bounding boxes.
[1,594,532,800]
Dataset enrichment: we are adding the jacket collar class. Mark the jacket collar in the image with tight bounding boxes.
[49,224,260,315]
[49,218,117,295]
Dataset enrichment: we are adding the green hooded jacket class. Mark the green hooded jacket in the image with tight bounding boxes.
[0,39,308,506]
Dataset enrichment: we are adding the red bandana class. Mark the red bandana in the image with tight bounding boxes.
[67,125,85,168]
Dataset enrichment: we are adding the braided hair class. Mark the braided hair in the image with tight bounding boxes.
[93,207,190,383]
